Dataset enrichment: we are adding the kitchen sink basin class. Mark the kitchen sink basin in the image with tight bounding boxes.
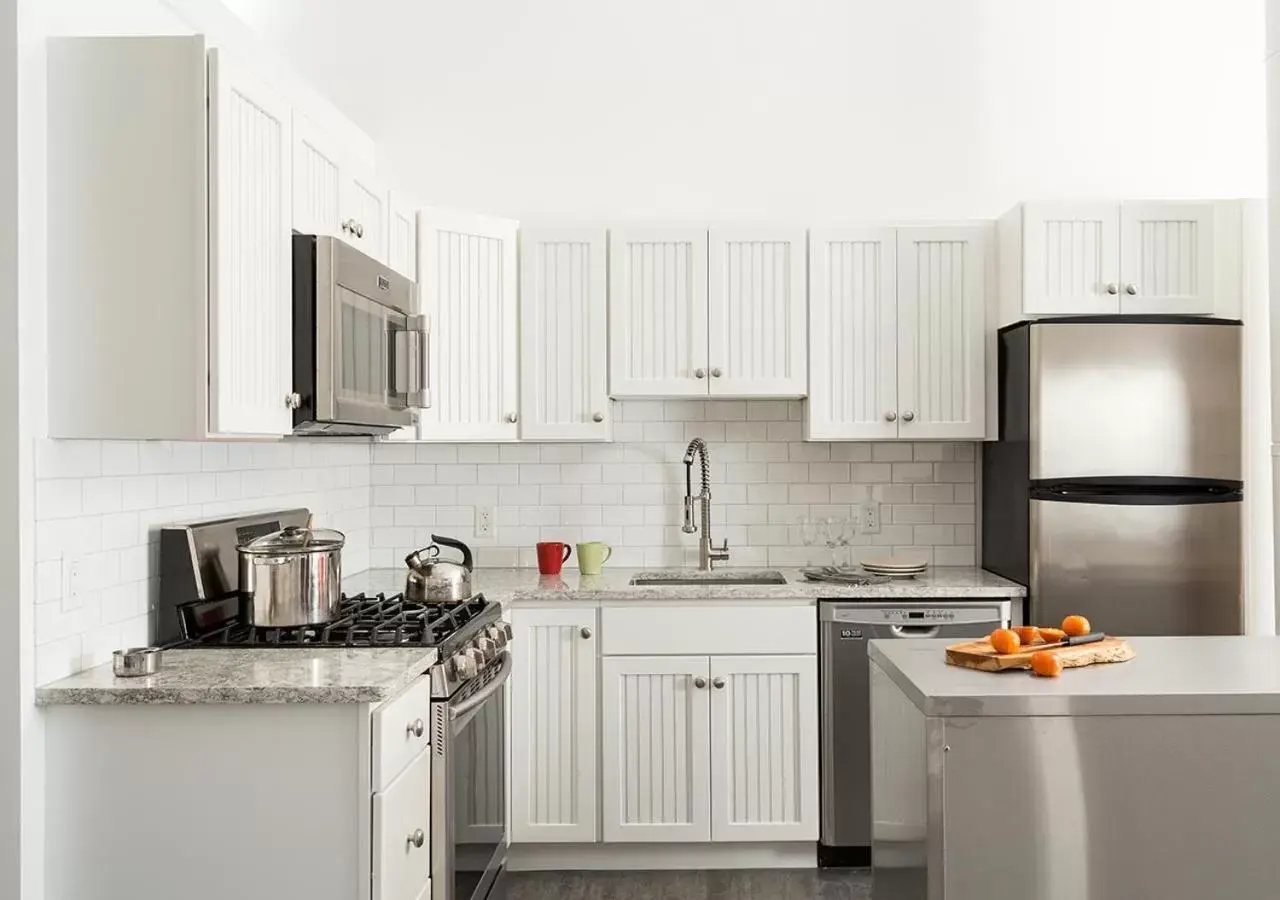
[629,569,788,587]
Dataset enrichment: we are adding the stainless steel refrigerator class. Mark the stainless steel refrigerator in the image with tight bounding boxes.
[982,316,1243,636]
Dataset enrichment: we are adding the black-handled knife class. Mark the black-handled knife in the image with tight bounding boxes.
[1036,632,1107,650]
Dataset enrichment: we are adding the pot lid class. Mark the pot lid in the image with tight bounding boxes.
[240,524,345,554]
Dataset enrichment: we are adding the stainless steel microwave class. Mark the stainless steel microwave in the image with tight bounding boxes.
[291,235,429,436]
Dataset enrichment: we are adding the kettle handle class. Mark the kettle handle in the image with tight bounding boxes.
[429,534,474,571]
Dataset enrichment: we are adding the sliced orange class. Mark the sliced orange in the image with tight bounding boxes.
[990,628,1021,655]
[1038,627,1067,643]
[1031,650,1064,677]
[1062,615,1091,637]
[1014,626,1042,645]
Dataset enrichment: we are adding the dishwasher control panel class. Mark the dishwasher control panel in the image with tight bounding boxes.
[824,602,1010,626]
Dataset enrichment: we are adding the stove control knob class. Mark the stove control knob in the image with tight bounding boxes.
[500,622,513,641]
[485,625,509,648]
[451,651,478,681]
[475,637,497,660]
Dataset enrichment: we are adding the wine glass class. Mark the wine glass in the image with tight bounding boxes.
[799,515,820,566]
[822,517,840,567]
[835,517,856,570]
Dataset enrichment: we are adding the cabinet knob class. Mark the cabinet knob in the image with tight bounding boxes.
[712,677,726,689]
[285,392,302,410]
[902,410,915,423]
[407,829,425,849]
[1124,283,1138,295]
[506,412,518,424]
[884,411,897,422]
[580,626,592,639]
[1106,282,1119,295]
[407,718,425,738]
[355,222,365,238]
[711,367,722,378]
[693,676,707,689]
[592,412,604,423]
[695,368,707,379]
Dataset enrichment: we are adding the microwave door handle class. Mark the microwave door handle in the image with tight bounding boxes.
[392,314,431,409]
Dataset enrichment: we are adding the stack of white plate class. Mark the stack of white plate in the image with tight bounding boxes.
[861,556,929,578]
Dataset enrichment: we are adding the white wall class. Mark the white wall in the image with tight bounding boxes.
[223,0,1266,221]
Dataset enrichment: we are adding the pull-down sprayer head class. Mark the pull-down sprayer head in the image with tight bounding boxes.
[682,438,710,534]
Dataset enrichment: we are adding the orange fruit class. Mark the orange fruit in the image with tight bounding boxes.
[1061,615,1091,637]
[989,628,1021,655]
[1031,650,1064,677]
[1038,627,1066,643]
[1014,626,1042,645]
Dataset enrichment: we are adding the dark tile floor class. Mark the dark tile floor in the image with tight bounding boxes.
[504,869,872,900]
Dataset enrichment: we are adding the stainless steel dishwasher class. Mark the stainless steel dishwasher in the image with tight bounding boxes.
[819,599,1010,867]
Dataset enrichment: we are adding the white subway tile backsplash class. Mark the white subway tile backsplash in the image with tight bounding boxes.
[892,463,934,483]
[872,443,914,463]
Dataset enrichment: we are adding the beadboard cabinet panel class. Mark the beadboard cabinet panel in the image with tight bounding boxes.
[343,167,389,264]
[387,192,418,282]
[416,209,520,441]
[1020,202,1121,316]
[1119,202,1216,314]
[708,228,808,398]
[807,229,899,440]
[608,228,709,398]
[292,112,344,241]
[520,228,611,441]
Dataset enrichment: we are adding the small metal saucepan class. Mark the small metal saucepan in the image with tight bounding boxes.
[405,534,474,603]
[113,647,162,677]
[238,524,345,628]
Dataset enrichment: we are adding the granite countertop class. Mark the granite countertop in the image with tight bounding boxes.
[345,566,1026,605]
[870,636,1280,718]
[35,647,438,706]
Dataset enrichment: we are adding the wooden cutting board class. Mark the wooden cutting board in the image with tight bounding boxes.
[945,637,1136,672]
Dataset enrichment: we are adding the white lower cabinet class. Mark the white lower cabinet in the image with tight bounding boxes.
[510,608,600,842]
[372,748,432,900]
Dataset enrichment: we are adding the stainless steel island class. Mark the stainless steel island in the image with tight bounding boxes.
[869,636,1280,900]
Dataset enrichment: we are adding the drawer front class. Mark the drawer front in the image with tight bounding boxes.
[601,605,816,655]
[373,674,433,792]
[372,747,431,900]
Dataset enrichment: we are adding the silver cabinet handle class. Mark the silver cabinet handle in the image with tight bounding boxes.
[407,829,425,849]
[693,676,707,689]
[285,392,302,410]
[694,368,707,379]
[342,218,356,234]
[1106,282,1119,295]
[712,677,726,689]
[407,718,425,738]
[355,222,365,238]
[506,412,518,424]
[1124,283,1138,295]
[902,411,915,423]
[711,367,722,378]
[884,411,897,422]
[580,627,592,639]
[592,412,604,423]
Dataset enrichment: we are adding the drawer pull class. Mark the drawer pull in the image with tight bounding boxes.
[407,718,425,738]
[408,828,425,849]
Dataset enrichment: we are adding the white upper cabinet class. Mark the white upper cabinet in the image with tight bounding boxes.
[510,609,600,844]
[708,228,808,397]
[342,166,389,263]
[708,655,819,842]
[291,112,390,263]
[1119,202,1215,314]
[520,228,611,441]
[601,656,712,843]
[387,192,419,282]
[416,208,520,441]
[207,48,294,436]
[1000,200,1226,322]
[609,228,709,397]
[896,226,988,440]
[807,229,899,440]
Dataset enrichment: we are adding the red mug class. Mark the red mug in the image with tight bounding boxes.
[536,541,572,575]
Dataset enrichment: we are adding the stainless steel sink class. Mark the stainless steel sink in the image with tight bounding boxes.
[629,569,788,587]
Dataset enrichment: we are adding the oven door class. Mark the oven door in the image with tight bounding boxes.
[434,652,511,900]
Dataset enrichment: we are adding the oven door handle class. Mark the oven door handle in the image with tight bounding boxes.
[449,651,512,722]
[391,314,430,409]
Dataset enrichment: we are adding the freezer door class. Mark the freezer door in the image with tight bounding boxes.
[1030,322,1241,481]
[1029,497,1242,635]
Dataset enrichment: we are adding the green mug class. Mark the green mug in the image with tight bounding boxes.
[576,541,613,575]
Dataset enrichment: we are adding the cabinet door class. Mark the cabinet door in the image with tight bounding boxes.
[387,192,418,282]
[601,656,711,843]
[709,655,818,842]
[372,749,431,900]
[708,227,807,398]
[291,112,344,239]
[207,49,293,436]
[806,229,898,440]
[1021,202,1120,315]
[341,167,388,263]
[608,227,709,397]
[897,226,987,440]
[1119,201,1216,314]
[520,228,611,441]
[510,609,599,843]
[416,209,520,440]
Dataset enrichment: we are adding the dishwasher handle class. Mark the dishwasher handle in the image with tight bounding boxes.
[889,624,942,638]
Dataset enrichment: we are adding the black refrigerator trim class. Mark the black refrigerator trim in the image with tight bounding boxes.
[1030,477,1243,506]
[997,315,1243,335]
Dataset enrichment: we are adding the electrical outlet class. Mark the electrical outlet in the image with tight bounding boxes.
[859,502,881,535]
[474,505,495,541]
[61,554,84,610]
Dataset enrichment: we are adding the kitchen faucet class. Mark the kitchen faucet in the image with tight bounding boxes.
[682,438,730,571]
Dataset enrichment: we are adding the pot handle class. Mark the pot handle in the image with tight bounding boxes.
[430,534,474,571]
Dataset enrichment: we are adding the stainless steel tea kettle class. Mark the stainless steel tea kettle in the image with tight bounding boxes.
[405,534,474,603]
